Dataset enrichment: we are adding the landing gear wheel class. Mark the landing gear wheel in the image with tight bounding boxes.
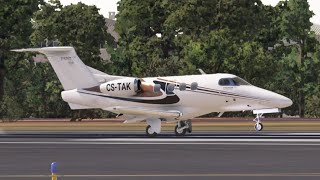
[146,125,157,137]
[254,123,263,131]
[175,125,187,136]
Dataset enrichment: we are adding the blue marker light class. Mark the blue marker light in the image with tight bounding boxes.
[51,162,57,174]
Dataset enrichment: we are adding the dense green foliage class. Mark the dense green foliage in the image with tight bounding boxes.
[0,0,319,119]
[0,0,43,118]
[1,0,112,119]
[113,0,319,117]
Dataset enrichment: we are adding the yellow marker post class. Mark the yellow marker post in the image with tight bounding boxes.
[51,162,57,180]
[51,173,57,180]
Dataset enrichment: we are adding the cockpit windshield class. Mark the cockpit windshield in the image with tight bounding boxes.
[218,77,251,86]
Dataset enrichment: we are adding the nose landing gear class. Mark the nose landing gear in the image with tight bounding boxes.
[253,113,263,131]
[252,108,282,132]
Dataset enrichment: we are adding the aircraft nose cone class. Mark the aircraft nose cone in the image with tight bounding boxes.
[260,88,293,108]
[277,95,293,108]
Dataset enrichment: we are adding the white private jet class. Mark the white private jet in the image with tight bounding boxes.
[13,47,292,137]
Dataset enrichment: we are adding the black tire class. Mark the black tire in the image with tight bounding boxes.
[146,125,157,137]
[254,123,263,131]
[187,128,192,133]
[175,125,187,136]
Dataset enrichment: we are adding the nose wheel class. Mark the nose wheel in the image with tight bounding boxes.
[254,123,263,131]
[253,113,263,131]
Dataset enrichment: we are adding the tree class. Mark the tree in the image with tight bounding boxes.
[305,43,320,117]
[278,0,314,117]
[28,0,112,118]
[8,0,112,117]
[0,0,42,118]
[32,1,108,66]
[114,0,320,118]
[114,0,279,76]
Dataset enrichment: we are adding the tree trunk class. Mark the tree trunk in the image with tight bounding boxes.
[0,64,5,118]
[299,88,305,117]
[0,65,5,101]
[298,42,305,118]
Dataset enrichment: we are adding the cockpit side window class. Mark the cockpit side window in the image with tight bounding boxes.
[232,77,251,85]
[218,77,251,86]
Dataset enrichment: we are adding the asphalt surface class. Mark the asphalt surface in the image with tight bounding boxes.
[1,132,320,180]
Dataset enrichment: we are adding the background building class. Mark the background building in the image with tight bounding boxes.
[311,23,320,42]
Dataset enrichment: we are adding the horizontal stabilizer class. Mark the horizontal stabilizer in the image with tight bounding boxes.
[12,47,73,53]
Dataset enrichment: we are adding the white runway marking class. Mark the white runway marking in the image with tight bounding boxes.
[2,133,320,145]
[273,132,320,135]
[2,173,320,177]
[1,137,320,146]
[2,141,320,146]
[74,138,320,142]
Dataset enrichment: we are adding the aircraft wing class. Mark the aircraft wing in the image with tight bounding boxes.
[104,106,182,123]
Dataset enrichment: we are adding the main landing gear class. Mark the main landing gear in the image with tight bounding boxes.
[145,119,192,137]
[146,119,161,137]
[174,120,192,136]
[146,125,157,137]
[253,113,263,131]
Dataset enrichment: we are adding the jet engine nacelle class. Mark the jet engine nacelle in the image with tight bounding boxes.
[99,78,161,97]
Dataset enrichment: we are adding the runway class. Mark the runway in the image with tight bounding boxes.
[1,132,320,180]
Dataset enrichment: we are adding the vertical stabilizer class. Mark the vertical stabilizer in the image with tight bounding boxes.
[12,47,98,90]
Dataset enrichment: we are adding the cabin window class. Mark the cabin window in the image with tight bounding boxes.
[167,84,175,92]
[179,83,186,91]
[190,82,198,90]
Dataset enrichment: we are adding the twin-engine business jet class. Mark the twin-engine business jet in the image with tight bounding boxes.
[13,47,293,136]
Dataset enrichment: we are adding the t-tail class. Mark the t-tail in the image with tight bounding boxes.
[12,46,105,109]
[12,46,98,90]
